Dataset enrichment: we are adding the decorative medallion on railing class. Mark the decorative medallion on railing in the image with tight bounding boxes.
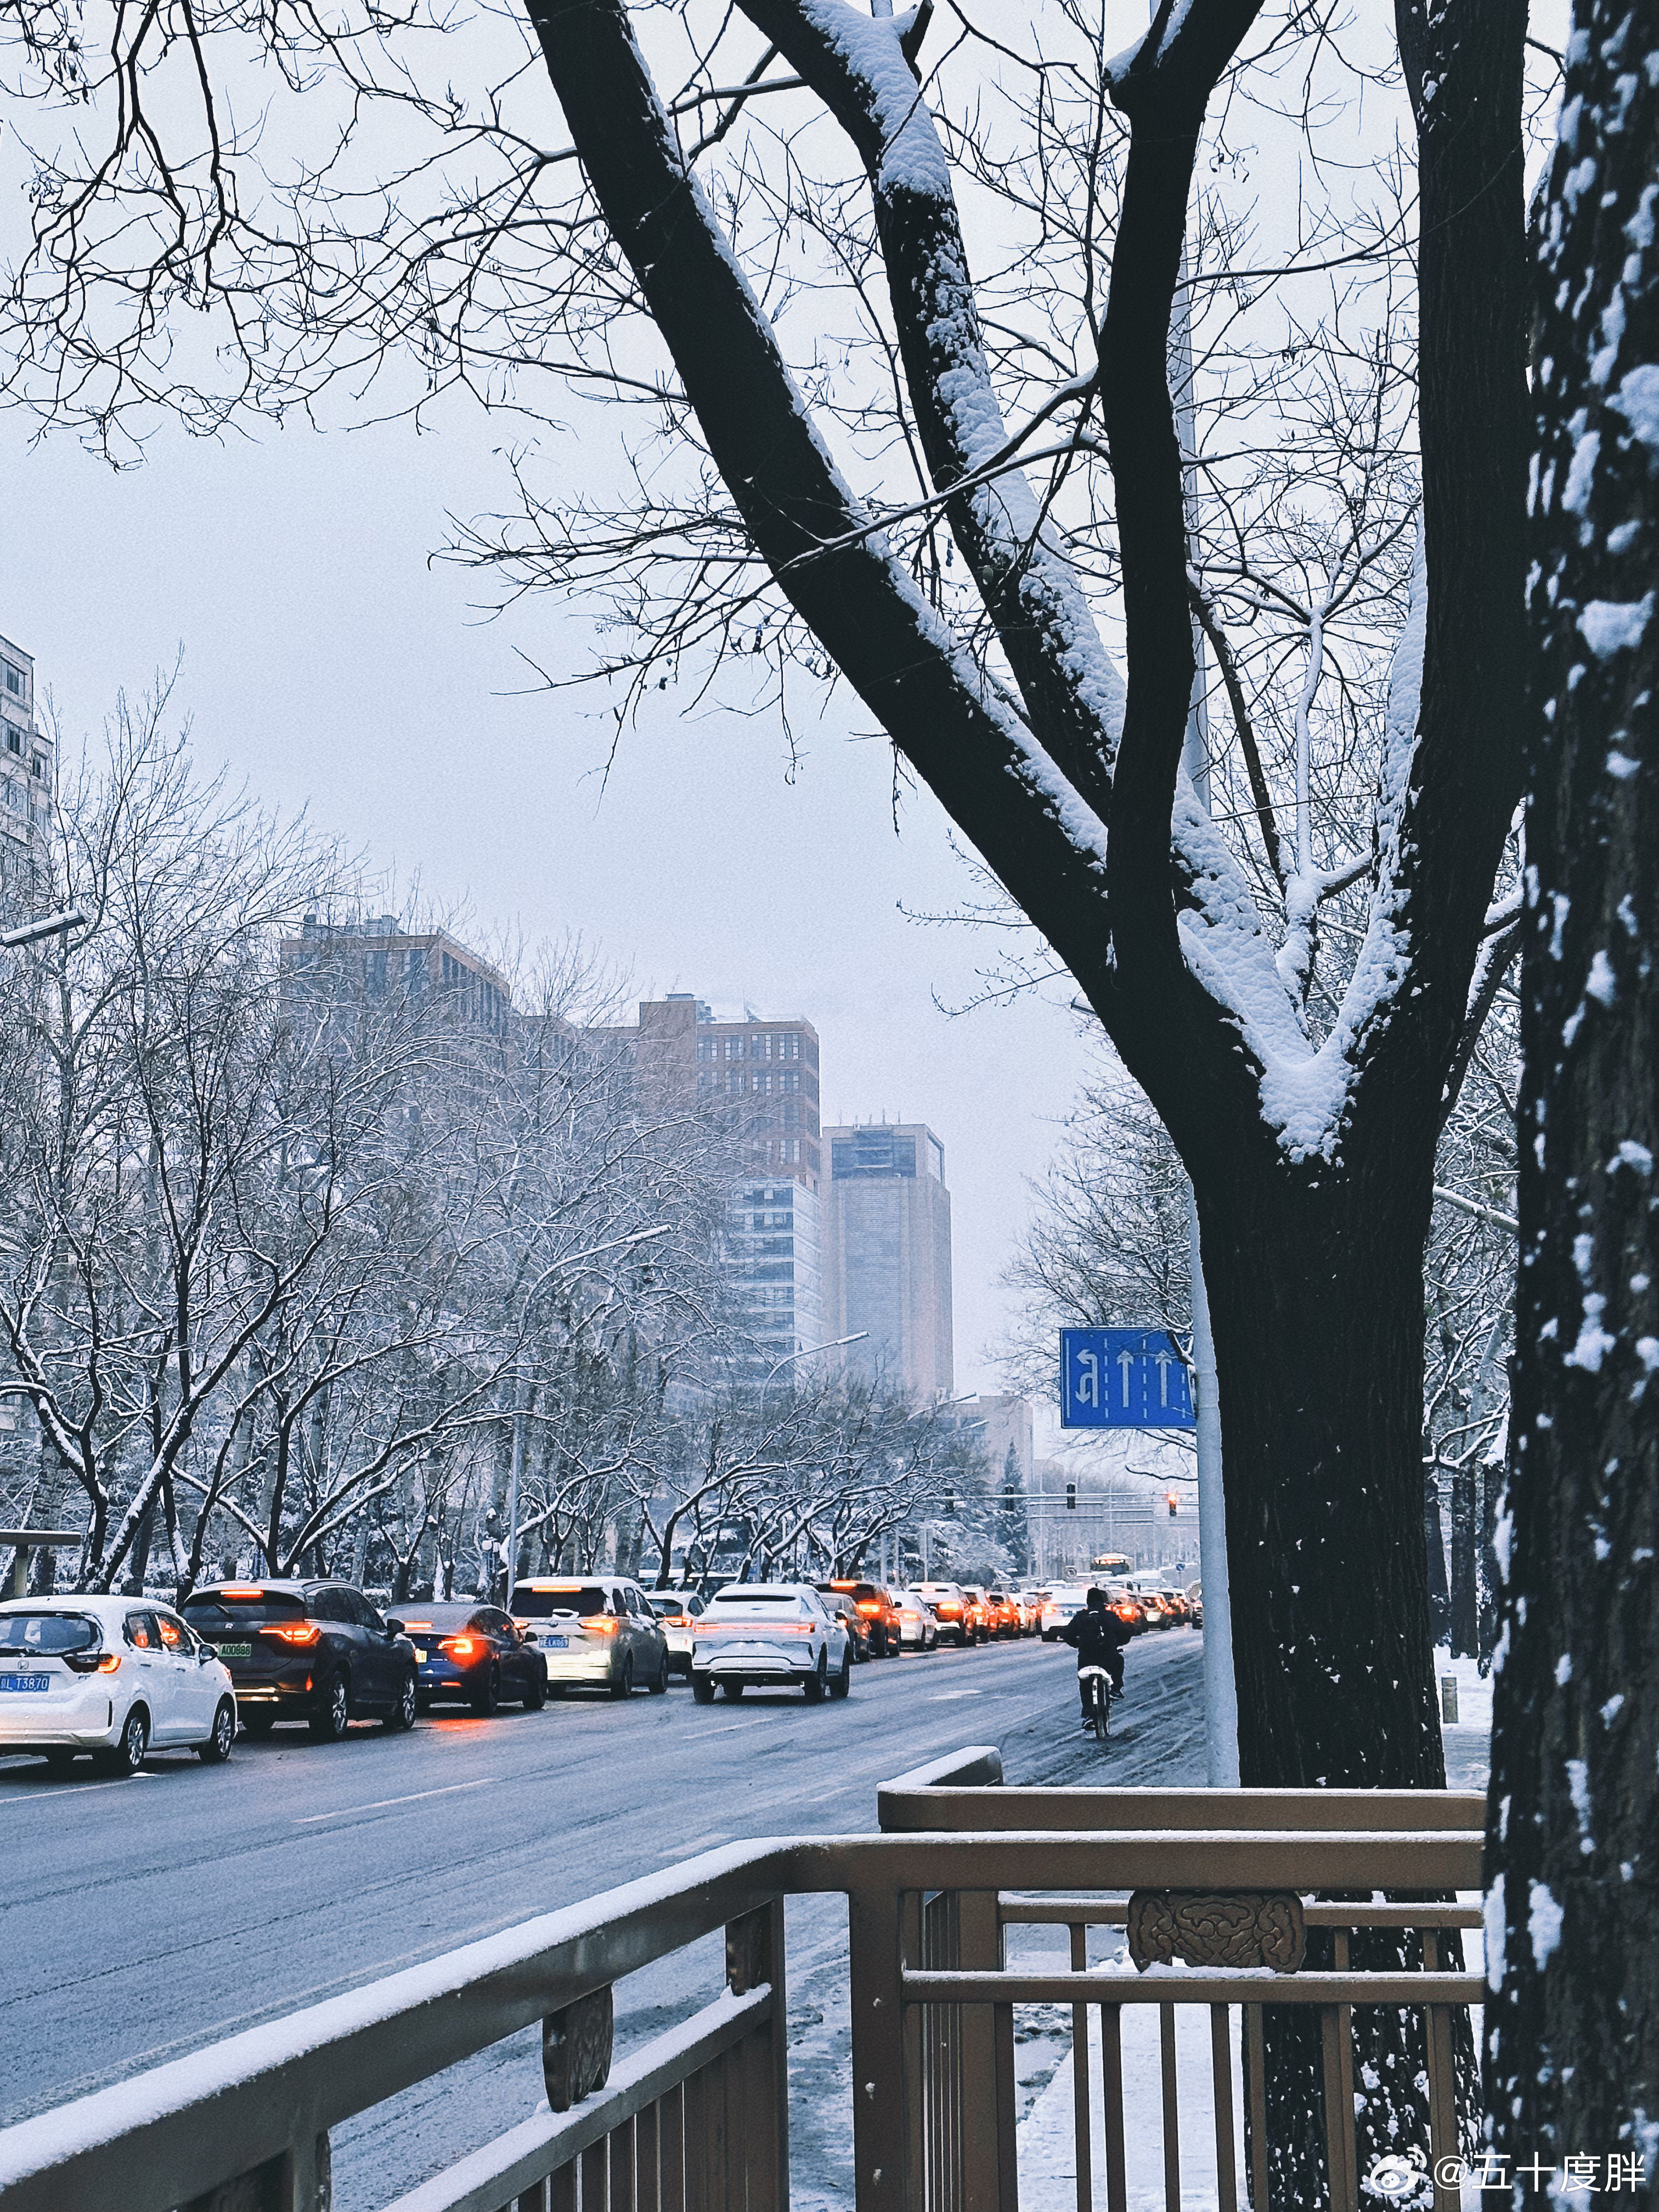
[541,1983,615,2111]
[1126,1889,1307,1972]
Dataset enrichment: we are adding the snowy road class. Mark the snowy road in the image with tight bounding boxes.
[1,1623,1206,2207]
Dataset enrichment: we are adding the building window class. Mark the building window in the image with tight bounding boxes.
[783,1138,801,1163]
[778,1033,799,1059]
[780,1070,800,1093]
[2,662,21,697]
[30,753,45,780]
[697,1037,713,1061]
[728,1070,746,1093]
[3,725,19,757]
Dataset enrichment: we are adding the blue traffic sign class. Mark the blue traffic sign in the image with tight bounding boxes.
[1059,1328,1195,1429]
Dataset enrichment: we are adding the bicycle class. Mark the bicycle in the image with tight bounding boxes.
[1079,1662,1112,1742]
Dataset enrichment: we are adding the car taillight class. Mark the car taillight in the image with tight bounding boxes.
[590,1617,619,1635]
[938,1602,960,1616]
[668,1614,691,1628]
[857,1601,880,1614]
[66,1651,120,1674]
[263,1623,323,1646]
[441,1635,477,1658]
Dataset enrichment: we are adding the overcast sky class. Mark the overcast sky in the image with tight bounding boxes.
[3,405,1094,1413]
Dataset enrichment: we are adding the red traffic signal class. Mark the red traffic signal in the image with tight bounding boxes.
[1166,1489,1179,1517]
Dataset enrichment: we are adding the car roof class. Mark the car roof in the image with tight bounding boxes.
[190,1579,324,1596]
[514,1577,616,1589]
[711,1582,815,1598]
[0,1594,178,1620]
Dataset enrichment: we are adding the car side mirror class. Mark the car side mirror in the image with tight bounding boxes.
[197,1645,214,1664]
[383,1621,403,1638]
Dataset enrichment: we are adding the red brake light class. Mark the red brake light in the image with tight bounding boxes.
[263,1622,323,1646]
[66,1651,120,1674]
[589,1616,619,1634]
[221,1585,265,1598]
[402,1620,435,1631]
[857,1601,880,1615]
[441,1635,478,1658]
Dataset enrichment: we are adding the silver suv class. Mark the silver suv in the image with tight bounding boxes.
[510,1578,670,1697]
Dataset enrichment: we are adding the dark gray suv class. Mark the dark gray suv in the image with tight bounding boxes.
[183,1579,419,1741]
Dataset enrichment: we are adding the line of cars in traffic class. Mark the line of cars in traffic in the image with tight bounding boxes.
[0,1564,1197,1778]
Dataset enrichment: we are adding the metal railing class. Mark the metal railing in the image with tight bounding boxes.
[0,1770,1485,2212]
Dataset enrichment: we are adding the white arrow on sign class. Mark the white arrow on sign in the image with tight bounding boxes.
[1154,1349,1175,1407]
[1118,1347,1135,1410]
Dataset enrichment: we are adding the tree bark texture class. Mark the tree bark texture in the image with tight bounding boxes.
[1486,1,1659,2184]
[523,0,1526,1803]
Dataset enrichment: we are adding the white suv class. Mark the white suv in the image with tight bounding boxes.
[690,1584,851,1703]
[0,1596,238,1776]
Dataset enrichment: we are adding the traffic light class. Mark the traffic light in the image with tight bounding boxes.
[1065,1483,1077,1511]
[1166,1489,1179,1517]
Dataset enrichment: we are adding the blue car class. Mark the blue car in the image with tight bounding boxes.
[387,1601,547,1716]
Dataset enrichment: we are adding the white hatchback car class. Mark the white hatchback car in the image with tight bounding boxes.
[690,1583,851,1703]
[0,1596,238,1776]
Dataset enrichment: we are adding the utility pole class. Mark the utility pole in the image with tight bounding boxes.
[1171,238,1241,1787]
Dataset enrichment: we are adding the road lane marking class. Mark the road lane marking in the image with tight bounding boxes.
[294,1778,493,1825]
[924,1689,981,1701]
[0,1770,156,1805]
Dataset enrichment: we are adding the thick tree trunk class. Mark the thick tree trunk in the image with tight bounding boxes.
[1203,1167,1461,2207]
[1200,1175,1444,1790]
[1486,0,1659,2180]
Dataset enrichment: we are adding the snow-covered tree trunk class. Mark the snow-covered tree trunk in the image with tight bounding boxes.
[1485,2,1659,2178]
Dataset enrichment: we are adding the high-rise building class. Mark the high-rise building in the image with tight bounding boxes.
[821,1121,953,1400]
[0,633,56,898]
[591,994,825,1359]
[279,913,512,1029]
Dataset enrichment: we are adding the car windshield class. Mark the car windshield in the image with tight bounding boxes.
[645,1594,696,1615]
[184,1589,308,1630]
[511,1584,610,1619]
[395,1605,481,1632]
[0,1611,98,1655]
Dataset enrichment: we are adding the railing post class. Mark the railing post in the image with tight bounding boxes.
[726,1899,789,2212]
[955,1891,1013,2212]
[183,2132,331,2212]
[850,1882,909,2212]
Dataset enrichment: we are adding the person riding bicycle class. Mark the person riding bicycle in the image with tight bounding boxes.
[1060,1588,1131,1728]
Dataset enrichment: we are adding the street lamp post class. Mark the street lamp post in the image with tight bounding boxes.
[755,1331,868,1418]
[0,907,87,950]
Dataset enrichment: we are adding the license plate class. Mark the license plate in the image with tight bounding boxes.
[213,1643,252,1660]
[0,1674,50,1692]
[410,1647,427,1663]
[548,1635,569,1650]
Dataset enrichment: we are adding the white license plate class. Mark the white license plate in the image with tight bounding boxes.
[0,1674,50,1692]
[548,1635,569,1650]
[214,1643,252,1660]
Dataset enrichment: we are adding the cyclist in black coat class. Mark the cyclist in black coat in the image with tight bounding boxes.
[1060,1588,1132,1723]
